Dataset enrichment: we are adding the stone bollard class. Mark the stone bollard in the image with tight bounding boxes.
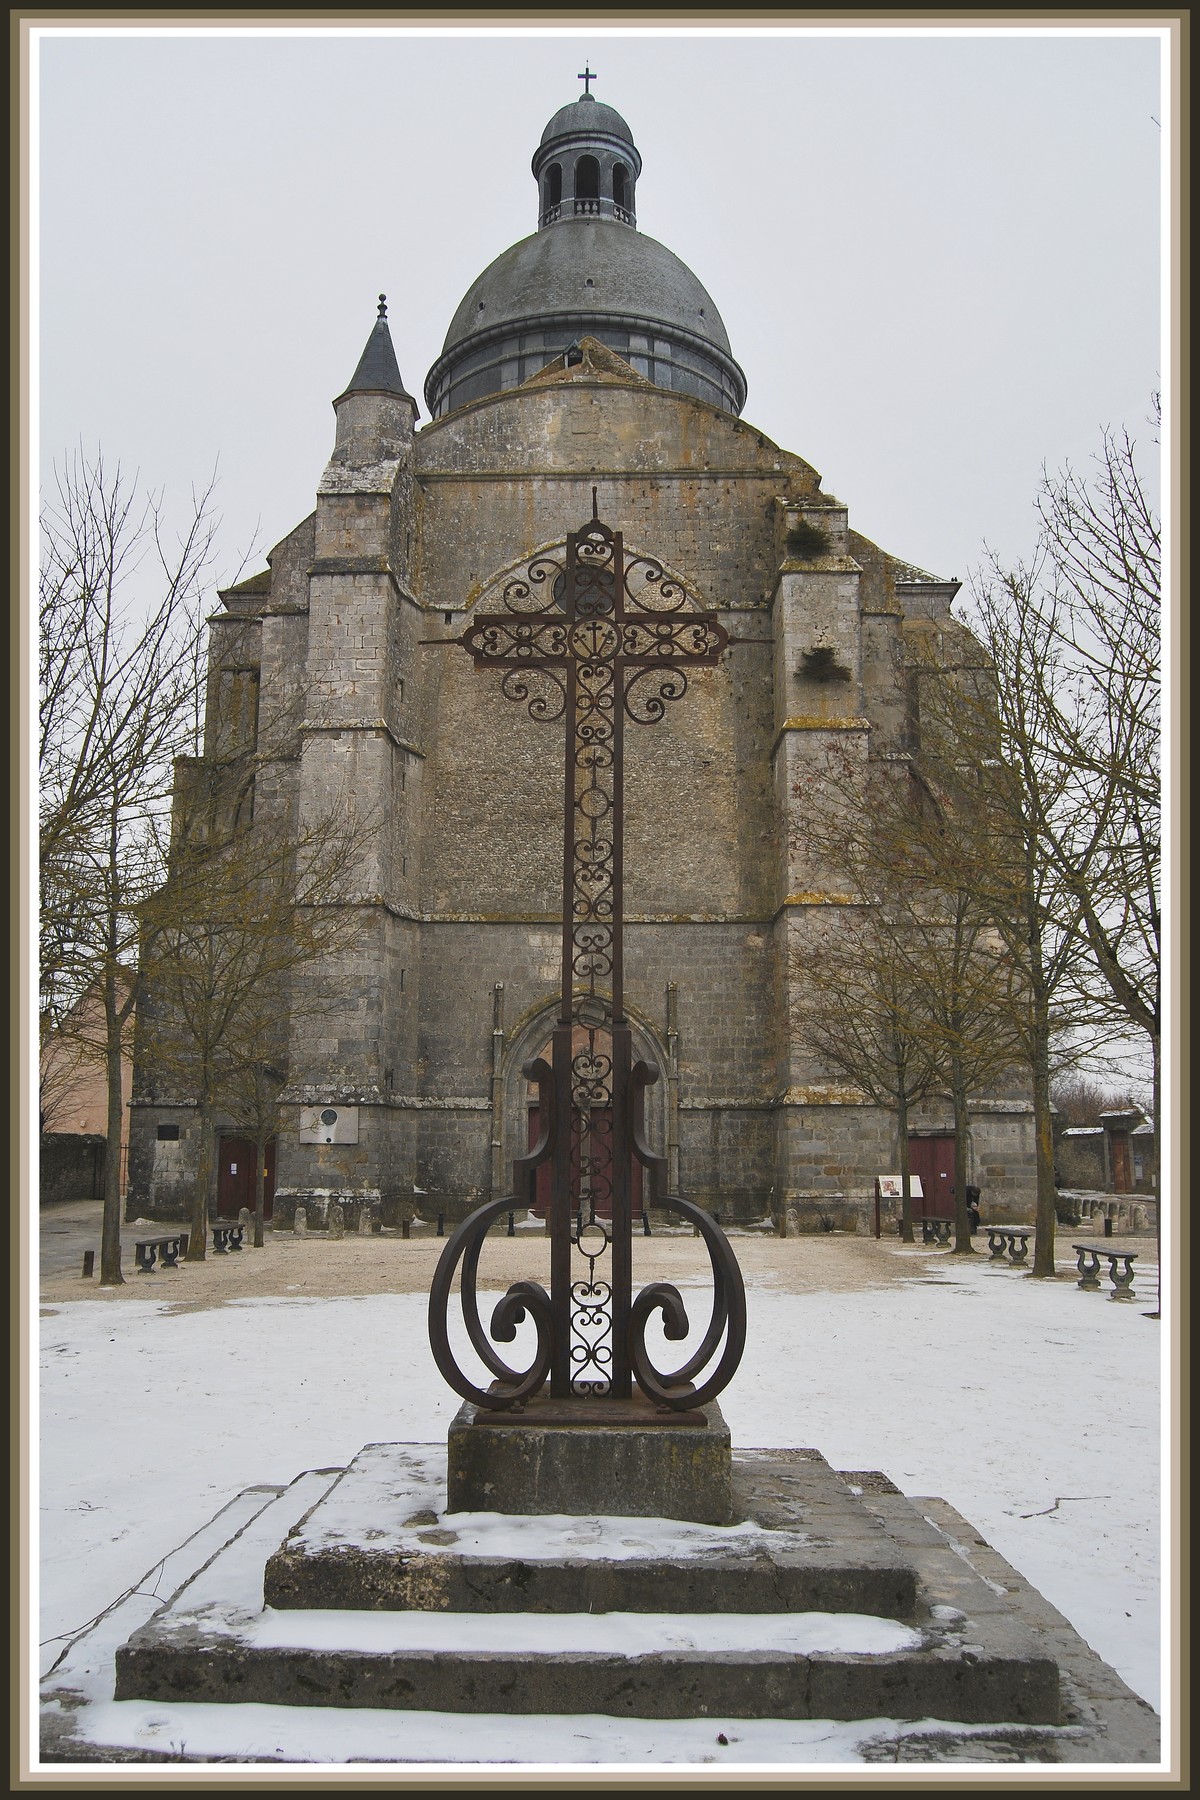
[238,1207,252,1242]
[294,1205,308,1235]
[357,1206,372,1235]
[82,1249,95,1278]
[328,1201,345,1240]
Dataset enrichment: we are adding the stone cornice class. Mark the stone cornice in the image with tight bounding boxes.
[771,716,871,758]
[299,719,424,758]
[414,467,807,485]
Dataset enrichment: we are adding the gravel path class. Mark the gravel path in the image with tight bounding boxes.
[39,1202,1153,1313]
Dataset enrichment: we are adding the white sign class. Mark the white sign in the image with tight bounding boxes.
[299,1105,360,1145]
[876,1175,924,1198]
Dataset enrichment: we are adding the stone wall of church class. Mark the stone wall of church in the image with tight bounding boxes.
[128,371,1038,1233]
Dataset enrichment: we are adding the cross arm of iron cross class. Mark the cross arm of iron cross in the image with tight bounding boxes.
[455,503,729,711]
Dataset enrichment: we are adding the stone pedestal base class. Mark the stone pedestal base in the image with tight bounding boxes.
[446,1394,733,1523]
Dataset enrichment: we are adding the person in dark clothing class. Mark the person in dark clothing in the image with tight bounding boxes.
[965,1184,981,1234]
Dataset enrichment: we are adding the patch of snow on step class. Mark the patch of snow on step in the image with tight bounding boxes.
[188,1606,921,1658]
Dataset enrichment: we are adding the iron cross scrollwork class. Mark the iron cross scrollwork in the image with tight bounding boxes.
[428,500,747,1411]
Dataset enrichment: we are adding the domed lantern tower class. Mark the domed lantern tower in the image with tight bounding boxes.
[425,82,747,419]
[532,83,642,226]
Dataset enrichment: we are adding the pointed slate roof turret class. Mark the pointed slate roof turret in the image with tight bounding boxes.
[329,295,418,469]
[337,294,419,414]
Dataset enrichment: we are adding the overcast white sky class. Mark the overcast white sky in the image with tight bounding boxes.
[32,22,1167,596]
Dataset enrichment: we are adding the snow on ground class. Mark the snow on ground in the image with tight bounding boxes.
[37,1246,1164,1754]
[51,1697,1050,1770]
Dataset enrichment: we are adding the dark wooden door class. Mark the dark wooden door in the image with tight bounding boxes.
[527,1106,643,1221]
[217,1136,276,1220]
[1110,1132,1132,1193]
[907,1134,956,1220]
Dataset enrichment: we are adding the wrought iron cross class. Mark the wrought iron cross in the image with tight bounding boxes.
[577,64,597,96]
[428,500,746,1411]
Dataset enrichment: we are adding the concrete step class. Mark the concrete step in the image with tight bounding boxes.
[262,1442,917,1618]
[110,1446,1061,1725]
[42,1449,1161,1763]
[113,1605,1056,1723]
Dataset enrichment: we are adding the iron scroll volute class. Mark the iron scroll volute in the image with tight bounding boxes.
[626,1197,747,1410]
[426,1196,554,1411]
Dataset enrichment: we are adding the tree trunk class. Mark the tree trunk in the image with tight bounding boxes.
[1029,984,1058,1278]
[950,1060,974,1254]
[897,1092,915,1242]
[186,1101,213,1260]
[98,969,125,1286]
[1149,1029,1160,1317]
[253,1126,267,1249]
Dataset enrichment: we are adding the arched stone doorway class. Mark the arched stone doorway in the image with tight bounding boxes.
[498,999,671,1218]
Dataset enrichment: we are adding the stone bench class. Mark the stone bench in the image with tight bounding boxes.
[133,1232,189,1273]
[920,1218,953,1245]
[211,1224,244,1254]
[1072,1243,1138,1302]
[982,1226,1031,1265]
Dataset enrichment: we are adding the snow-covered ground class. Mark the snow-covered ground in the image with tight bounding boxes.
[35,1245,1168,1768]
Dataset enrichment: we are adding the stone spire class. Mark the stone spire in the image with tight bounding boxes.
[330,295,417,465]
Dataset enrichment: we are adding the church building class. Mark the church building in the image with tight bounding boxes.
[128,84,1035,1233]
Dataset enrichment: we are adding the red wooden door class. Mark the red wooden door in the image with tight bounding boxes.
[907,1135,956,1220]
[1110,1132,1132,1193]
[527,1105,643,1221]
[217,1136,276,1220]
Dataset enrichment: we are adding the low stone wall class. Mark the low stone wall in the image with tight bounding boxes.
[40,1134,105,1205]
[775,1191,1037,1237]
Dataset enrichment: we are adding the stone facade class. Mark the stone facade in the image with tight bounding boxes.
[127,93,1035,1231]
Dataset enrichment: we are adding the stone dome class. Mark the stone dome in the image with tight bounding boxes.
[539,95,636,152]
[424,90,746,420]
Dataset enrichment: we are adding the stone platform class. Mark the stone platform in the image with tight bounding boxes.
[264,1440,916,1618]
[111,1444,1064,1724]
[40,1442,1161,1764]
[447,1393,734,1524]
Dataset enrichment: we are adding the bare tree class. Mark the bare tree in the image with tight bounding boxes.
[970,408,1160,1287]
[793,736,1024,1254]
[138,787,370,1261]
[902,633,1110,1276]
[39,451,216,1284]
[790,900,936,1242]
[1051,1075,1150,1130]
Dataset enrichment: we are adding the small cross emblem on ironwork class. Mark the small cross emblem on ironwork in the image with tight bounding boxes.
[577,64,597,97]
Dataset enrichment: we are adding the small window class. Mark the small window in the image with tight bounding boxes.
[546,162,562,207]
[613,162,629,210]
[157,1123,180,1142]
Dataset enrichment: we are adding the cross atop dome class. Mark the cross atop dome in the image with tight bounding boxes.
[577,64,597,97]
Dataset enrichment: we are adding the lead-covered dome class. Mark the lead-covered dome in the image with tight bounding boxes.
[424,89,746,420]
[539,95,636,152]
